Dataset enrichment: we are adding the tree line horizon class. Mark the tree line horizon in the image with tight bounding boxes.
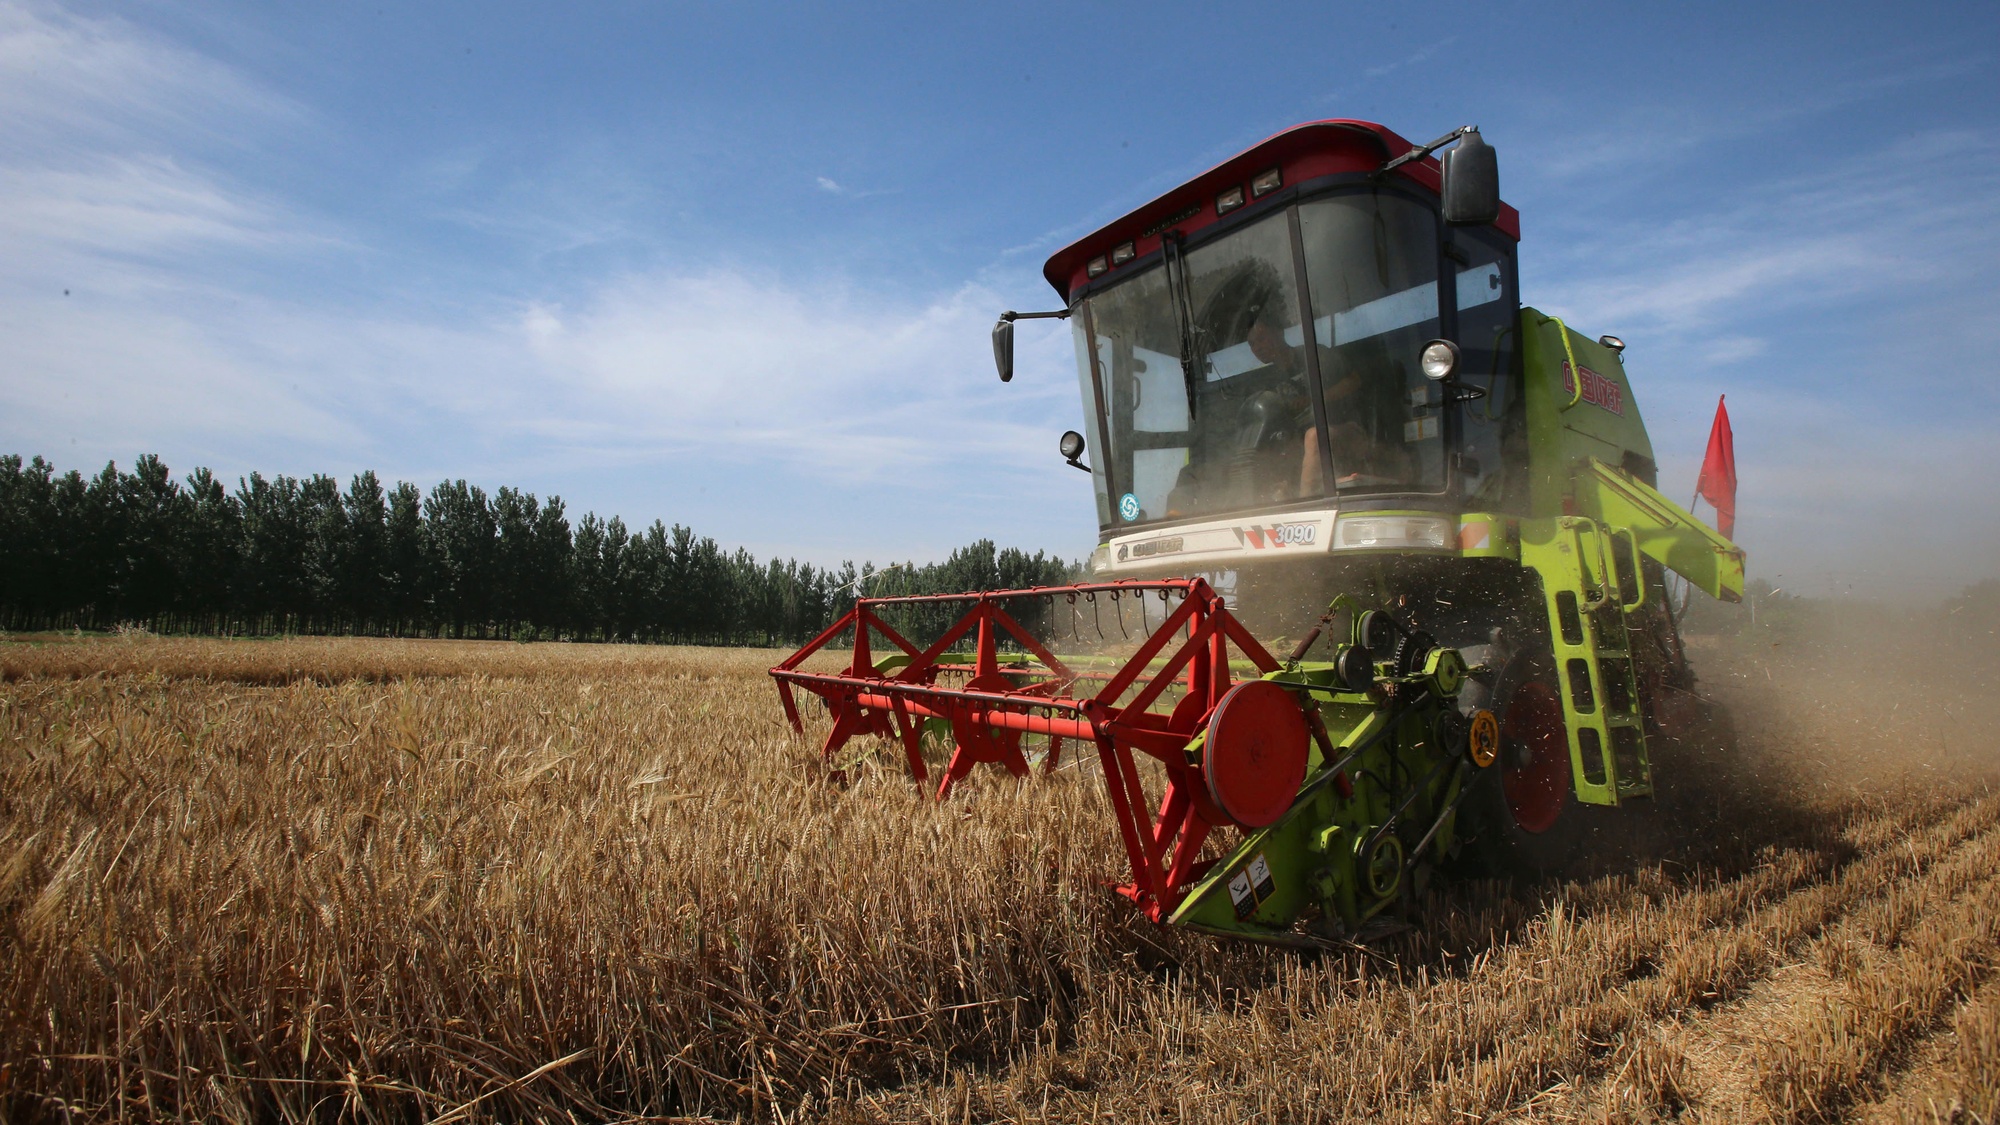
[0,453,1076,645]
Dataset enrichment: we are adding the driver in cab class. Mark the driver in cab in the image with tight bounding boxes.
[1258,319,1405,494]
[1242,311,1384,497]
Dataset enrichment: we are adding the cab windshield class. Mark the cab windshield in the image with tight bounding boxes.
[1073,188,1503,528]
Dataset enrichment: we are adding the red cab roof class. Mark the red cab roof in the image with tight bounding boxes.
[1042,119,1521,300]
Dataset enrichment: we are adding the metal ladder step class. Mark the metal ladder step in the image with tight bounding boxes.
[1521,515,1655,806]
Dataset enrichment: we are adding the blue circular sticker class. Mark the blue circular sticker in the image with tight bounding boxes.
[1118,492,1141,522]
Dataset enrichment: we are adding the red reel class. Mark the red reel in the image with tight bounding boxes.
[1201,679,1310,829]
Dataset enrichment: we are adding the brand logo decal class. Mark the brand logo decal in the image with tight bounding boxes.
[1560,361,1625,416]
[1140,203,1204,238]
[1233,521,1318,549]
[1129,536,1183,559]
[1118,493,1141,522]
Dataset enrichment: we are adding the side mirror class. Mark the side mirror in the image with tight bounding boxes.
[1440,128,1500,225]
[1058,430,1090,473]
[990,308,1072,383]
[992,318,1015,382]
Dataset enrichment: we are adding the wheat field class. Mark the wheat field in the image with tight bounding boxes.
[2,625,1996,1123]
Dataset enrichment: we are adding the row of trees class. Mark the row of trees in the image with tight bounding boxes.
[0,454,1074,645]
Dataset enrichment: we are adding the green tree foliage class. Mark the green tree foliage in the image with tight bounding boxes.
[0,453,1075,644]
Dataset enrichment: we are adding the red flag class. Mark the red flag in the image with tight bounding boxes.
[1696,395,1736,539]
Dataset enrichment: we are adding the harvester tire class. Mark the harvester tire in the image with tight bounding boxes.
[1455,655,1584,879]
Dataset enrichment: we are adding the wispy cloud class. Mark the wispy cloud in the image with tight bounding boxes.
[1532,129,2000,360]
[1364,37,1455,81]
[1520,55,1983,183]
[0,157,297,264]
[0,0,300,155]
[812,174,899,202]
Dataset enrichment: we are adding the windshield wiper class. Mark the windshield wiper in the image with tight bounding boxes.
[1160,230,1205,421]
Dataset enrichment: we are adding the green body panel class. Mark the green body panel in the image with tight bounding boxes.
[1518,515,1653,805]
[1520,309,1656,519]
[1574,457,1745,603]
[1505,309,1740,807]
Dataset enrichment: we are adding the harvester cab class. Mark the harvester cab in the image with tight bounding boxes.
[774,120,1746,944]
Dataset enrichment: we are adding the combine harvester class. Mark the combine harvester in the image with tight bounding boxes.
[772,120,1744,943]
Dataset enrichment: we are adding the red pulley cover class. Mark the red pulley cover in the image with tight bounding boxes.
[1201,679,1310,829]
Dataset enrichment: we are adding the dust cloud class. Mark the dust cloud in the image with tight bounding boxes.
[1683,580,2000,800]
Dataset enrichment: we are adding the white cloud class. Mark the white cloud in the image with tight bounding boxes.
[486,269,1075,479]
[816,175,843,193]
[0,1,348,459]
[0,287,363,456]
[1697,335,1767,366]
[0,0,1091,565]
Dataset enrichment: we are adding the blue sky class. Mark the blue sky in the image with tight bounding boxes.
[1,1,1995,598]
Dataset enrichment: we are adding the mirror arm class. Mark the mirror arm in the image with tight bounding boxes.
[1380,125,1477,174]
[994,309,1072,383]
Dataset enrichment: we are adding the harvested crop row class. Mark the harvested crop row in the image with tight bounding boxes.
[1947,980,2000,1122]
[1535,797,2000,1120]
[1385,795,2000,1120]
[1753,850,2000,1120]
[859,791,2000,1123]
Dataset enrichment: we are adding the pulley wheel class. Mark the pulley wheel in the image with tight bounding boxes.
[1357,610,1395,655]
[1467,708,1501,768]
[1336,644,1375,691]
[1501,681,1570,834]
[1362,834,1405,899]
[1202,679,1310,829]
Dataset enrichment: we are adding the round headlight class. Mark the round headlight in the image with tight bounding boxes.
[1420,339,1461,381]
[1059,430,1086,460]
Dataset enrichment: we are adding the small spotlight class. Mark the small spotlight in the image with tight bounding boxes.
[1599,335,1626,354]
[1250,168,1282,197]
[1111,241,1136,265]
[1215,185,1246,215]
[1087,256,1108,278]
[1419,339,1461,381]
